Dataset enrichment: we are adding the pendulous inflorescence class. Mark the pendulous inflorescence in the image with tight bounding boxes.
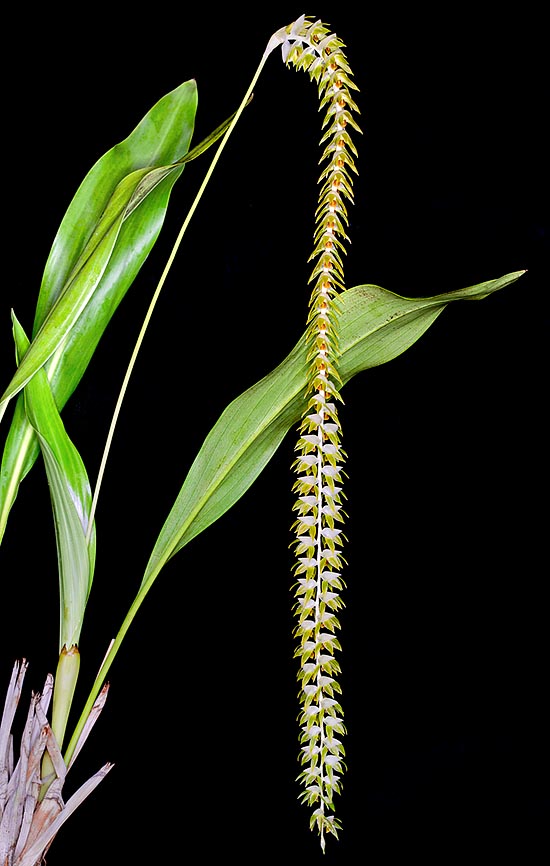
[276,14,361,852]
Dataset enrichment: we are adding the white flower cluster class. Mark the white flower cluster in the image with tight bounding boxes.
[283,15,361,851]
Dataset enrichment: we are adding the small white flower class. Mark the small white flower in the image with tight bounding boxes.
[286,13,361,850]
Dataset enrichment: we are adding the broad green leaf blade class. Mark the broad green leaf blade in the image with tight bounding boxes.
[34,81,198,331]
[1,166,171,407]
[0,80,198,540]
[12,315,95,651]
[141,270,525,589]
[31,98,249,416]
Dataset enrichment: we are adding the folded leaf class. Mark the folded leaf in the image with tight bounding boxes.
[11,315,95,651]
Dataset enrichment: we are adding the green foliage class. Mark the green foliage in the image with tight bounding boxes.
[139,274,523,588]
[12,315,94,653]
[0,12,526,861]
[0,80,198,540]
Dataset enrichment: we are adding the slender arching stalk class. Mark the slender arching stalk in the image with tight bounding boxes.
[70,17,361,851]
[85,89,263,544]
[67,19,299,761]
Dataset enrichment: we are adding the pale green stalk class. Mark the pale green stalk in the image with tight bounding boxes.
[86,50,276,545]
[71,30,289,759]
[40,646,80,798]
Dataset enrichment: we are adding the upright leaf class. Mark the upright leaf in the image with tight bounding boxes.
[0,80,198,540]
[11,315,95,651]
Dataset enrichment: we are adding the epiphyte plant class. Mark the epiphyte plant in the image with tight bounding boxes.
[0,12,525,864]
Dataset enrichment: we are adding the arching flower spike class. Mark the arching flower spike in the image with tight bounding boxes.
[274,15,362,851]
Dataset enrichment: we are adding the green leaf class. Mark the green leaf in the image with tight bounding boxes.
[0,80,198,540]
[11,315,95,651]
[63,269,525,762]
[140,271,525,590]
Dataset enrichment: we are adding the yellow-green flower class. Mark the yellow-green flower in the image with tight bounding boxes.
[280,15,361,851]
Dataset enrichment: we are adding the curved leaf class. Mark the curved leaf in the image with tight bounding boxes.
[65,270,525,763]
[11,315,95,652]
[141,270,525,589]
[0,80,198,540]
[35,81,199,332]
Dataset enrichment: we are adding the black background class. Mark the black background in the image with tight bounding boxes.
[1,4,548,864]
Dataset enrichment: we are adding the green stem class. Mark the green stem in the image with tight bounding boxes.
[41,644,80,795]
[85,53,272,547]
[63,577,156,767]
[71,39,287,756]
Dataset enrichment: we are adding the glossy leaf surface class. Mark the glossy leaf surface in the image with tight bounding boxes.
[11,316,95,651]
[0,80,198,539]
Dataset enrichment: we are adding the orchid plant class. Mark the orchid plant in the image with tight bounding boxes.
[0,13,525,864]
